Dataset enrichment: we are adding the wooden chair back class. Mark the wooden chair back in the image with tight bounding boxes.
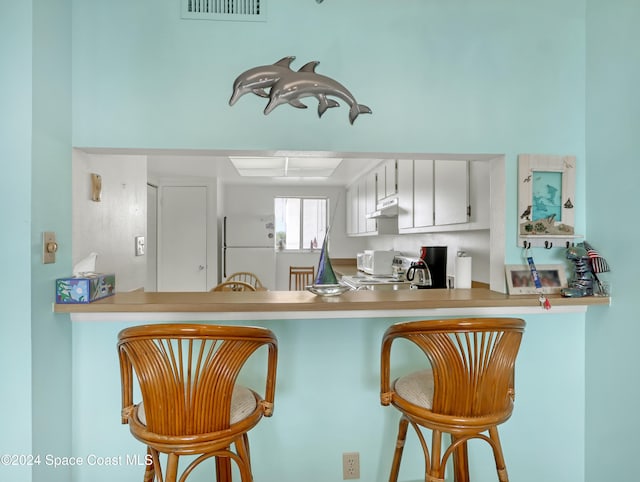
[211,280,257,292]
[289,266,315,290]
[225,271,265,290]
[118,323,278,436]
[381,317,525,423]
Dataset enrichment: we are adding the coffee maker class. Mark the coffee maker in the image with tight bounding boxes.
[419,246,448,289]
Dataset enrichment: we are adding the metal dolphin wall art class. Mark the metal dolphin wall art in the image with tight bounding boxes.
[229,57,372,124]
[264,61,371,124]
[229,56,297,106]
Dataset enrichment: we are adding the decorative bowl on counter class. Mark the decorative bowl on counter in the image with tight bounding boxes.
[306,284,351,297]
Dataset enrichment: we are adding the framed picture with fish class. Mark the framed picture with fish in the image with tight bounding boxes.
[518,154,576,245]
[505,264,568,295]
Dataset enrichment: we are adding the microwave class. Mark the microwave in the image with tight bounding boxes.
[357,250,397,276]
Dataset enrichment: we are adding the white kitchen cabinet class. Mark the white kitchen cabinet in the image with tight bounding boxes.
[397,159,415,230]
[365,171,377,232]
[346,184,357,235]
[386,159,397,199]
[434,160,469,225]
[414,159,435,228]
[357,177,367,234]
[398,159,469,233]
[346,170,397,237]
[375,159,398,202]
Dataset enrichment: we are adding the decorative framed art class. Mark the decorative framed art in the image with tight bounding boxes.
[518,154,578,247]
[505,264,568,295]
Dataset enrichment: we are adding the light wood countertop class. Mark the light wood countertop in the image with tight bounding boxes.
[54,287,610,319]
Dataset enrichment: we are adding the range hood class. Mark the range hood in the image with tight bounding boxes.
[367,197,399,219]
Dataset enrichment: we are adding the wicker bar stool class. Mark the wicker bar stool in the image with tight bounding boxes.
[118,323,278,482]
[380,317,525,482]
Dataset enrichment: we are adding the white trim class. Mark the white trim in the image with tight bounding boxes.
[70,304,586,322]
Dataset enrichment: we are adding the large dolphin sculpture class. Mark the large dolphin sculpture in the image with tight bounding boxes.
[264,61,371,124]
[229,56,296,106]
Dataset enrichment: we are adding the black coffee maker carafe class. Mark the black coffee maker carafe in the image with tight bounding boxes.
[406,260,432,289]
[418,246,448,289]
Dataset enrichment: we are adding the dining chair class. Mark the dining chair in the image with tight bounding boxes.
[288,266,315,290]
[225,272,266,290]
[380,317,525,482]
[212,281,257,292]
[118,323,278,482]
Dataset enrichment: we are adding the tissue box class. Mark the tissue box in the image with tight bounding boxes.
[56,274,116,304]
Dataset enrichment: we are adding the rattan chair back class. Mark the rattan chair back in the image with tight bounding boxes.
[118,323,277,482]
[380,317,525,482]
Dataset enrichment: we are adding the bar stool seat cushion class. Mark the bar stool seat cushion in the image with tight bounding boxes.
[138,385,257,426]
[394,369,434,410]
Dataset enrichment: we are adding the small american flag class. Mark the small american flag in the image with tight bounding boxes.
[583,241,610,274]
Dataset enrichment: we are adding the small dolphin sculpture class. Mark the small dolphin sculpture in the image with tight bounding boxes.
[229,56,296,106]
[264,61,372,124]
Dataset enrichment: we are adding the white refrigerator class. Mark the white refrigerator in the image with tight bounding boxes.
[223,215,276,290]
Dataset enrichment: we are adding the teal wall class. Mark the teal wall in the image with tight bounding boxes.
[67,1,591,481]
[31,0,73,481]
[585,1,640,481]
[0,2,34,480]
[72,313,586,482]
[4,0,637,480]
[0,1,73,481]
[71,0,587,261]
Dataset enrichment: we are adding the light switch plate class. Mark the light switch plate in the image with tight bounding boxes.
[135,236,145,256]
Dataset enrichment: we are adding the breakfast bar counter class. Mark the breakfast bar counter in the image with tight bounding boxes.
[55,288,610,321]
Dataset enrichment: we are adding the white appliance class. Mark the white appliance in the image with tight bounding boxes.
[356,250,398,276]
[223,215,276,290]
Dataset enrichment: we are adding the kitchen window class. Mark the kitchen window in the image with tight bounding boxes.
[274,197,328,250]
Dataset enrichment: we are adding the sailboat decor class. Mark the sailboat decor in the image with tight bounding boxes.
[306,230,350,296]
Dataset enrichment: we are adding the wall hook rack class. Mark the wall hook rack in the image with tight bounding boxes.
[519,235,583,249]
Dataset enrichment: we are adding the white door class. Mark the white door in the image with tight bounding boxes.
[158,186,208,291]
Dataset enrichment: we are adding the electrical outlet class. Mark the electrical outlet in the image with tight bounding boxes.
[342,452,360,480]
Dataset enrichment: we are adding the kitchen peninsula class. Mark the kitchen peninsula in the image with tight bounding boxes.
[55,288,609,322]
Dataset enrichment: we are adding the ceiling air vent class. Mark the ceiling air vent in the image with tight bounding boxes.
[182,0,266,22]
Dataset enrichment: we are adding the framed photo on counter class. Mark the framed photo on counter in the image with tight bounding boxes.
[505,264,568,295]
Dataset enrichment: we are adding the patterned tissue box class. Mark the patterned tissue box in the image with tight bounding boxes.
[55,273,116,304]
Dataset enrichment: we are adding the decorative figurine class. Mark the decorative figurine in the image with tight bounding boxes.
[561,242,610,297]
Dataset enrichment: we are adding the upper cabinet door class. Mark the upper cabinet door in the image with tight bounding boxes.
[413,159,435,228]
[434,160,469,225]
[365,171,377,232]
[397,159,414,230]
[385,159,397,198]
